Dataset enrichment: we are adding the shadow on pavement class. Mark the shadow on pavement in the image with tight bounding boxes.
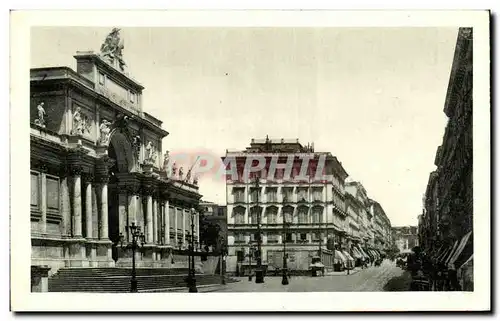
[383,270,412,291]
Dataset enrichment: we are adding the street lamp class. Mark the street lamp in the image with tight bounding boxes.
[117,222,145,293]
[282,196,289,285]
[253,175,265,284]
[219,235,227,285]
[187,208,198,293]
[246,246,253,281]
[281,206,289,285]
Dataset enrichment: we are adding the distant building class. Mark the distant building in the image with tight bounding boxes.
[392,226,419,252]
[199,201,228,252]
[368,199,393,251]
[223,137,349,274]
[345,181,375,248]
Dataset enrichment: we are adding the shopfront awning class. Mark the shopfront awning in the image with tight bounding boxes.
[443,240,459,265]
[335,250,347,264]
[342,250,355,262]
[431,244,446,260]
[448,231,473,270]
[436,241,456,265]
[351,247,362,259]
[356,246,369,259]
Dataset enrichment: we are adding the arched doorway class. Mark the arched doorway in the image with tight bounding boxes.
[106,131,136,261]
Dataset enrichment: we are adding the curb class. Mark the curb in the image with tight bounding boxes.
[139,284,226,293]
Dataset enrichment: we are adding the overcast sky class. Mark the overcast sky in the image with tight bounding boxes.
[31,27,459,227]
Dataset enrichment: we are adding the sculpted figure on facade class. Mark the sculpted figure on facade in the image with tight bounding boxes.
[99,119,111,146]
[72,107,84,136]
[179,167,184,180]
[171,162,178,178]
[100,28,126,71]
[34,102,46,128]
[162,151,171,175]
[186,169,192,183]
[145,141,157,165]
[193,175,199,186]
[132,135,141,158]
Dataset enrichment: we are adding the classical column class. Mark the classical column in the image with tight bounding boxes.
[96,175,109,240]
[164,201,170,245]
[59,169,71,236]
[70,166,83,238]
[40,170,47,234]
[118,193,127,240]
[174,207,178,242]
[83,174,93,239]
[146,194,153,243]
[153,198,158,244]
[195,212,200,242]
[182,210,186,244]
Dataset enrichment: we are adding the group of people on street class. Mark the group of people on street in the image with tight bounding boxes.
[404,246,462,291]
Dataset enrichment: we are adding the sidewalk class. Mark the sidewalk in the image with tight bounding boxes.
[325,267,362,276]
[146,283,228,293]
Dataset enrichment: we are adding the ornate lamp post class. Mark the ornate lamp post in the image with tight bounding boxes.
[254,175,265,284]
[220,235,227,285]
[118,222,145,293]
[187,208,198,293]
[248,246,253,281]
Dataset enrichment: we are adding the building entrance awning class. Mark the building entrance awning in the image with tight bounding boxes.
[432,244,446,260]
[436,243,454,265]
[448,231,473,270]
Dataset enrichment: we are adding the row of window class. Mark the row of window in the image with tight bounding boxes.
[233,210,324,224]
[233,232,323,243]
[232,187,325,203]
[232,167,325,181]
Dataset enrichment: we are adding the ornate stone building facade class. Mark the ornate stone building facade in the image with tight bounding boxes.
[223,138,350,273]
[30,29,202,276]
[419,28,473,290]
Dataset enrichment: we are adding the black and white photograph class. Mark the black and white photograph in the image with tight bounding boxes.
[9,10,490,312]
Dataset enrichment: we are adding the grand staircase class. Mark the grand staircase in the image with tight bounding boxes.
[48,268,237,292]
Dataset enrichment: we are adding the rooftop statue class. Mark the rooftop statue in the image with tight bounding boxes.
[100,28,126,71]
[34,102,46,128]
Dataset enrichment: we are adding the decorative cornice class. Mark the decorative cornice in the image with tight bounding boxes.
[31,160,49,173]
[82,172,95,184]
[94,174,110,184]
[140,184,157,196]
[69,164,84,176]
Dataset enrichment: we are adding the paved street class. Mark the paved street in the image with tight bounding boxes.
[214,260,410,292]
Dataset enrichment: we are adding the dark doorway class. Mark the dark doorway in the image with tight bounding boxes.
[108,142,120,262]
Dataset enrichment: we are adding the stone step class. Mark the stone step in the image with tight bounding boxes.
[48,268,237,292]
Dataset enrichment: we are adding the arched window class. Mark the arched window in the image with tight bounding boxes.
[298,207,309,224]
[234,207,245,224]
[312,207,323,223]
[266,207,278,224]
[282,206,294,224]
[250,206,263,224]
